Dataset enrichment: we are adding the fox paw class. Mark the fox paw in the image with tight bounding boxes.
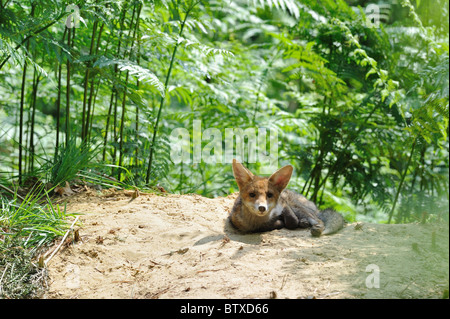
[273,219,285,230]
[310,225,323,237]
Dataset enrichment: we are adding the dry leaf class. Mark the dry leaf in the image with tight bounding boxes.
[54,181,75,196]
[156,184,166,193]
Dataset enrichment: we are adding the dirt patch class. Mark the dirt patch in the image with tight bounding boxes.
[43,190,449,299]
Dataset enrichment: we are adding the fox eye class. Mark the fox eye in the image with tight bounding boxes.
[267,192,273,198]
[249,193,256,198]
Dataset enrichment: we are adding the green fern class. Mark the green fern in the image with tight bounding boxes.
[0,0,448,222]
[251,0,300,18]
[94,56,165,96]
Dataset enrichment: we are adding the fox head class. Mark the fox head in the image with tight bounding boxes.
[232,159,293,217]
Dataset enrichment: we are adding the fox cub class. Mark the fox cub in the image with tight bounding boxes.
[229,159,344,236]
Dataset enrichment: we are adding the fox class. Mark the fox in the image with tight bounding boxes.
[229,159,345,236]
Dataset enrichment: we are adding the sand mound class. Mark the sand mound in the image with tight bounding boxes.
[44,189,449,299]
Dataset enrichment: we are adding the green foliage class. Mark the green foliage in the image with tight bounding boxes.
[94,56,165,96]
[0,0,448,225]
[0,237,47,298]
[0,185,74,298]
[45,138,98,186]
[0,186,73,251]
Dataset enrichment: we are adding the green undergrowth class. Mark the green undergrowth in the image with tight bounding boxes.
[0,186,75,299]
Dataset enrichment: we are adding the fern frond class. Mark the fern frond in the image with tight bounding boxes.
[94,56,165,96]
[251,0,300,18]
[198,45,235,58]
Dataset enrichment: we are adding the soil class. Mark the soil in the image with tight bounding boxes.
[43,189,449,299]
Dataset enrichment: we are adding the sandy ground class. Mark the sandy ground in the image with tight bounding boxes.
[43,189,449,299]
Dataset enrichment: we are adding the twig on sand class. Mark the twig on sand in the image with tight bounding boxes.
[44,216,80,267]
[280,274,288,290]
[196,267,227,274]
[112,280,134,284]
[148,286,172,299]
[320,291,342,298]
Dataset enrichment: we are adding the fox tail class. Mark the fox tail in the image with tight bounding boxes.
[318,209,345,235]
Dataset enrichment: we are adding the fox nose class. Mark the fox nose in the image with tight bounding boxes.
[258,206,266,212]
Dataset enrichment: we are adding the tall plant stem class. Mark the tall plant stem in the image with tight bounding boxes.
[18,3,36,184]
[103,90,116,162]
[19,49,29,185]
[145,2,198,184]
[309,91,378,200]
[387,137,417,224]
[112,88,119,173]
[118,3,140,181]
[28,68,41,172]
[134,16,142,179]
[86,23,105,142]
[107,2,128,175]
[81,19,99,141]
[118,71,130,181]
[55,28,68,160]
[65,27,73,144]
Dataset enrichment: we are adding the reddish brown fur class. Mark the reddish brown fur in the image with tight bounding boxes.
[230,159,292,232]
[229,159,345,235]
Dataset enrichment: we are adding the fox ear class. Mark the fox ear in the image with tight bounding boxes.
[232,159,254,190]
[268,165,293,192]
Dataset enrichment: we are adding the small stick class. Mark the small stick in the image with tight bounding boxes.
[320,291,341,298]
[148,259,163,266]
[0,184,26,201]
[0,264,9,296]
[280,274,288,290]
[149,286,171,299]
[44,216,80,267]
[196,267,226,274]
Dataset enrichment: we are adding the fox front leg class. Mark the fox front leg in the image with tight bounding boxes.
[281,206,300,229]
[254,218,284,232]
[294,206,325,236]
[289,207,325,236]
[272,218,285,230]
